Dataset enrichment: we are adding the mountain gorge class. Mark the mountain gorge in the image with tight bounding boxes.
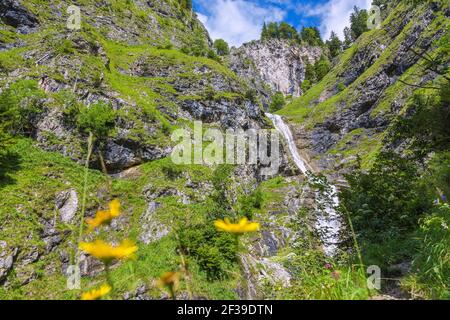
[0,0,449,300]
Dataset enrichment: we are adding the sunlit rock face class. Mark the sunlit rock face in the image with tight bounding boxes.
[230,39,322,99]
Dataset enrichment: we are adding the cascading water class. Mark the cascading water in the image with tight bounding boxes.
[266,113,341,256]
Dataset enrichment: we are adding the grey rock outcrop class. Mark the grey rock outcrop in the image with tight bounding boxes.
[0,0,39,34]
[56,189,79,224]
[230,39,322,101]
[0,242,19,283]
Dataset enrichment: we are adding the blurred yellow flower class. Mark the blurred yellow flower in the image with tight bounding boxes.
[157,271,180,291]
[81,284,111,300]
[86,199,121,232]
[157,271,180,300]
[79,239,137,264]
[214,217,260,235]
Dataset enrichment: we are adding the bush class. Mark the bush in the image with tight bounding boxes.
[213,39,230,56]
[314,56,331,82]
[301,79,312,92]
[409,204,450,299]
[53,90,82,125]
[337,82,346,92]
[0,79,45,140]
[178,223,237,280]
[239,188,263,219]
[77,101,116,138]
[340,152,434,265]
[207,49,219,61]
[269,92,285,112]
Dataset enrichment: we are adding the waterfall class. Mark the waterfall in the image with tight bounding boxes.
[266,113,341,256]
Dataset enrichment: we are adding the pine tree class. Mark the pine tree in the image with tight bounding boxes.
[300,27,323,46]
[350,6,369,40]
[261,22,268,40]
[326,31,343,58]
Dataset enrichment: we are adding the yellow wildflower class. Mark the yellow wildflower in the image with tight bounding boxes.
[157,271,180,290]
[214,217,260,235]
[157,272,180,300]
[81,284,111,300]
[79,239,137,264]
[86,199,121,231]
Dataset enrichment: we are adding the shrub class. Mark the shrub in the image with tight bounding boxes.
[178,223,237,280]
[301,80,312,92]
[207,49,220,62]
[340,152,434,265]
[239,188,263,219]
[213,39,230,56]
[314,56,331,82]
[0,79,45,139]
[269,92,285,112]
[410,204,450,299]
[77,101,116,138]
[54,90,82,125]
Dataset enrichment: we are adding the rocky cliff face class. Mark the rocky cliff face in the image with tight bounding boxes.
[279,0,450,176]
[230,39,322,103]
[1,0,268,172]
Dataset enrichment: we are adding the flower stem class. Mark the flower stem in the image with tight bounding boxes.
[75,132,93,266]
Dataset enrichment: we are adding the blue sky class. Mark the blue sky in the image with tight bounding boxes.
[194,0,373,47]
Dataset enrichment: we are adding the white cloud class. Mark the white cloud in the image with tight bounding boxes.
[295,0,372,40]
[196,0,286,47]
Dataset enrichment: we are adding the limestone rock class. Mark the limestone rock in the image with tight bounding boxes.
[56,189,79,224]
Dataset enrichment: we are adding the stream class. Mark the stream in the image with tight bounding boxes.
[266,113,341,256]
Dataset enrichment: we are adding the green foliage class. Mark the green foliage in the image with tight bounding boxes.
[282,249,370,300]
[77,101,116,138]
[269,92,286,112]
[213,39,230,56]
[326,31,343,58]
[301,79,312,93]
[206,49,220,62]
[178,0,192,11]
[314,56,331,82]
[389,86,450,158]
[54,90,82,125]
[0,79,45,141]
[349,6,369,41]
[238,188,263,219]
[161,163,183,180]
[303,56,331,85]
[55,39,75,55]
[244,89,258,104]
[300,27,324,46]
[176,164,238,280]
[337,82,346,92]
[341,152,434,264]
[304,61,315,82]
[181,34,209,57]
[209,164,234,219]
[261,22,299,41]
[408,204,450,299]
[178,223,237,281]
